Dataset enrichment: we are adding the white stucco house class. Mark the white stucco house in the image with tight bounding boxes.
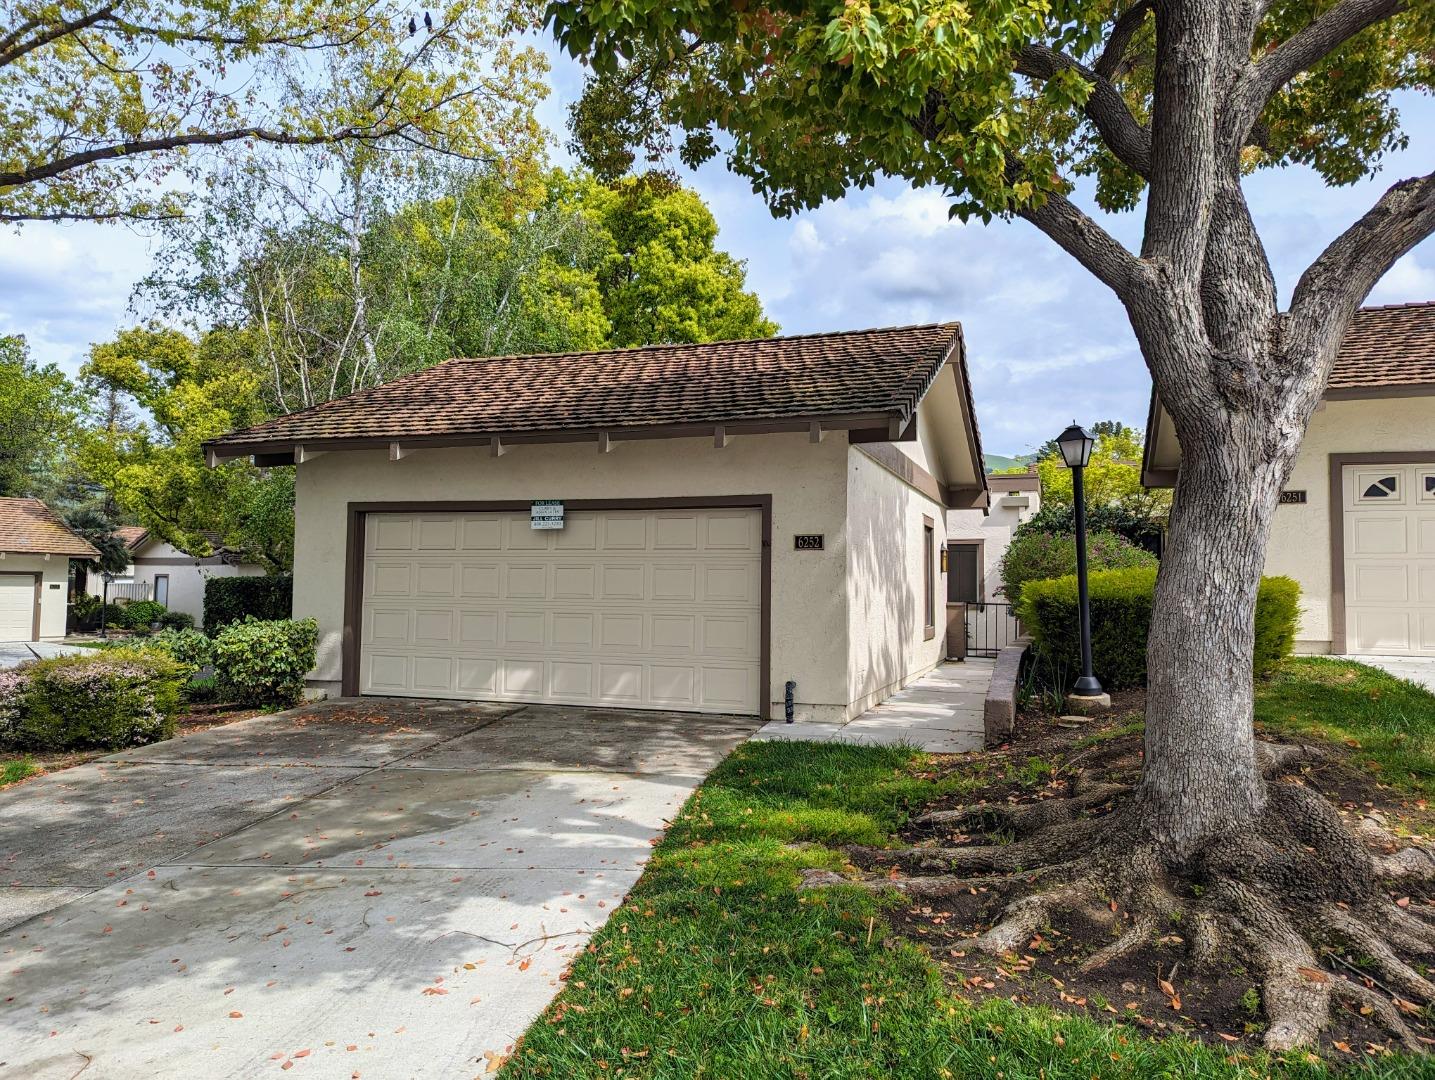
[87,527,265,624]
[1143,301,1435,658]
[946,468,1041,602]
[0,498,98,642]
[206,324,989,722]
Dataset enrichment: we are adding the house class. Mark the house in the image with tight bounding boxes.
[206,324,989,721]
[946,467,1041,602]
[0,498,98,642]
[87,528,265,623]
[1143,301,1435,658]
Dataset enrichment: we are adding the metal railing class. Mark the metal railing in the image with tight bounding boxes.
[947,601,1025,659]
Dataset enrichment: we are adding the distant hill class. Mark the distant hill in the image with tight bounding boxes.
[984,453,1036,474]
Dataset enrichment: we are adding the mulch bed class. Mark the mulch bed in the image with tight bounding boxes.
[889,692,1435,1063]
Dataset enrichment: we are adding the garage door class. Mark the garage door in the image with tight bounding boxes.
[359,509,763,713]
[1343,463,1435,655]
[0,573,36,641]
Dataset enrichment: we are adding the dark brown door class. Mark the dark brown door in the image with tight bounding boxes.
[947,543,981,604]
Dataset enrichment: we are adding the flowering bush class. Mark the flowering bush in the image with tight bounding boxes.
[212,617,317,707]
[9,649,183,750]
[0,669,30,750]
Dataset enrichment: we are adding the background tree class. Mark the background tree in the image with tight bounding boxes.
[0,335,82,498]
[1035,423,1170,519]
[0,0,548,223]
[586,172,777,345]
[79,326,294,571]
[551,0,1435,1049]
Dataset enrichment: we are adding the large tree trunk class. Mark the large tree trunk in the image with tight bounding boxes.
[1140,413,1291,860]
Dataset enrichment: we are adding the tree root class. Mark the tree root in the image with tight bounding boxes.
[797,759,1435,1054]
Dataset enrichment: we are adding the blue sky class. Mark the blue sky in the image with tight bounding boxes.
[1,45,1431,458]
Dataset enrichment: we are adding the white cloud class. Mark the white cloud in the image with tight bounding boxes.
[1369,254,1435,305]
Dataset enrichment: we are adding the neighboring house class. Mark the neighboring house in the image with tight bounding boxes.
[206,324,989,721]
[87,528,265,623]
[946,468,1041,602]
[1143,300,1435,658]
[0,497,98,642]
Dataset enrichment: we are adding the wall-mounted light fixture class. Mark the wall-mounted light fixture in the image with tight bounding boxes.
[939,543,948,574]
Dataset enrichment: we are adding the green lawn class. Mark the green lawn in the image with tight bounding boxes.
[502,736,1420,1079]
[1255,657,1435,796]
[0,757,39,787]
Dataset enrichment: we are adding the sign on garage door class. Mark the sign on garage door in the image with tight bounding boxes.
[359,509,763,714]
[1343,463,1435,655]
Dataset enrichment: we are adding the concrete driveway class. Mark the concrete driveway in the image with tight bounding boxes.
[0,640,85,668]
[0,698,757,1078]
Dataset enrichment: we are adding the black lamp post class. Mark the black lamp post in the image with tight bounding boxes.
[1056,422,1104,699]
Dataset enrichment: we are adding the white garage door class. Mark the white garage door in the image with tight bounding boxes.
[0,573,36,641]
[1343,463,1435,655]
[360,509,763,714]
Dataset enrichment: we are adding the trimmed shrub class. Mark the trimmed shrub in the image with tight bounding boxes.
[204,576,292,635]
[4,650,183,751]
[1000,530,1157,604]
[1018,568,1300,690]
[212,617,317,707]
[159,610,195,631]
[144,628,214,678]
[67,592,101,632]
[120,599,167,631]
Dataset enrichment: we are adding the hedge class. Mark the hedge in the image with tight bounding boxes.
[212,617,317,707]
[1000,530,1158,604]
[1018,567,1300,690]
[119,599,167,630]
[0,649,183,751]
[204,575,292,635]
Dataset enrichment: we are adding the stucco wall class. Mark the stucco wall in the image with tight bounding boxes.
[87,539,265,623]
[845,447,947,713]
[947,484,1041,601]
[2,554,70,640]
[1267,395,1435,652]
[293,433,854,720]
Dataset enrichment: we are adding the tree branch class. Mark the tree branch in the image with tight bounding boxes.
[1095,1,1153,81]
[1014,173,1149,301]
[1285,170,1435,401]
[1228,0,1406,148]
[0,4,115,68]
[1015,45,1151,178]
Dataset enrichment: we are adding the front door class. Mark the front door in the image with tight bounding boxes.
[153,574,169,609]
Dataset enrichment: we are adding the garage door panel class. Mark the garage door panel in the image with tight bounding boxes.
[361,509,761,712]
[1344,463,1435,657]
[0,574,35,641]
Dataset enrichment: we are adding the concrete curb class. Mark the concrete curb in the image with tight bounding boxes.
[984,640,1029,746]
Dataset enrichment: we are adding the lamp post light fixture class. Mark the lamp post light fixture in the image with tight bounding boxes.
[1055,422,1108,707]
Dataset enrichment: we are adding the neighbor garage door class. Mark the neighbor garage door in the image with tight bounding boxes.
[359,509,762,713]
[1342,462,1435,655]
[0,573,36,641]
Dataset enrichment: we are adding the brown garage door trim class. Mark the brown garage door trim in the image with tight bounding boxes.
[0,571,43,642]
[343,497,775,717]
[1328,451,1435,655]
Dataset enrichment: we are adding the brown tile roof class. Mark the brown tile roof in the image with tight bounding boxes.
[116,526,148,550]
[209,324,963,450]
[1329,302,1435,391]
[0,498,100,558]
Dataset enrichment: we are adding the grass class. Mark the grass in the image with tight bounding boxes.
[502,738,1418,1079]
[1,757,39,787]
[1254,657,1435,796]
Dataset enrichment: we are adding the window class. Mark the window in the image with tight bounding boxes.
[923,520,936,639]
[1362,475,1399,499]
[1422,473,1435,502]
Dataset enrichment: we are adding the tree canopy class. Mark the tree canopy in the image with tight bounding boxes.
[0,334,82,498]
[1035,422,1169,519]
[0,0,549,223]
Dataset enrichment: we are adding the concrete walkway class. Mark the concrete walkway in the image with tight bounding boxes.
[0,640,85,669]
[1339,654,1435,692]
[0,698,757,1079]
[752,659,991,752]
